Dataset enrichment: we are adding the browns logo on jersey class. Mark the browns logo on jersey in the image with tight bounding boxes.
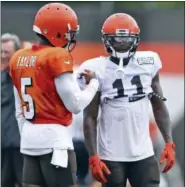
[9,45,73,126]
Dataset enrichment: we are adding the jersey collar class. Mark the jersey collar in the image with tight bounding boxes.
[32,44,51,50]
[110,56,131,67]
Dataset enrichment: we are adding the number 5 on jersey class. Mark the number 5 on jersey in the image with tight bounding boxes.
[21,77,35,120]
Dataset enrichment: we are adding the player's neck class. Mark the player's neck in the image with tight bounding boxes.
[38,40,52,46]
[37,36,53,47]
[110,56,130,67]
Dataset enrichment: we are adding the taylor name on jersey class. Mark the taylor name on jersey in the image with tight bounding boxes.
[78,51,162,103]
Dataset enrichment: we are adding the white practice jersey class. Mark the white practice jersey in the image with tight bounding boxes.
[77,51,162,162]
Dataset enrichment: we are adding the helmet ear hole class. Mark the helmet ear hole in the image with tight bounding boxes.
[56,33,61,38]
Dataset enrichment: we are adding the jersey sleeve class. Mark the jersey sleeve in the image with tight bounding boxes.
[76,57,104,91]
[48,49,74,78]
[152,52,162,78]
[9,60,13,78]
[9,53,18,88]
[54,73,99,114]
[9,54,15,78]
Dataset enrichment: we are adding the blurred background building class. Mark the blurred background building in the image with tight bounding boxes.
[1,1,184,187]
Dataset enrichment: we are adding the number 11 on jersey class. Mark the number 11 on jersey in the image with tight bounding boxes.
[21,77,35,120]
[113,75,145,99]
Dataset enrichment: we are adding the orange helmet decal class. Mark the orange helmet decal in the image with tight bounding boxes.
[33,3,79,48]
[102,13,140,35]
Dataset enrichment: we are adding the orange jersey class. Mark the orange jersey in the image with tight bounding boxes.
[9,45,73,126]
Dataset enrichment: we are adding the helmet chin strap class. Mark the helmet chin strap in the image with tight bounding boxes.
[110,45,135,59]
[113,51,130,59]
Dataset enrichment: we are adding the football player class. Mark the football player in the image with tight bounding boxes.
[9,3,99,187]
[77,13,175,187]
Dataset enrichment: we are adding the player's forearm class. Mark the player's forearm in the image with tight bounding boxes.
[15,112,26,133]
[70,79,99,114]
[83,92,100,157]
[152,100,173,143]
[84,116,98,156]
[55,73,99,114]
[151,73,173,143]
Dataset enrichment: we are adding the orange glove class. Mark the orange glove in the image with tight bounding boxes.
[89,154,111,183]
[160,142,175,173]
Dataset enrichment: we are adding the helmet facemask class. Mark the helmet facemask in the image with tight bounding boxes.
[64,24,80,52]
[102,29,140,59]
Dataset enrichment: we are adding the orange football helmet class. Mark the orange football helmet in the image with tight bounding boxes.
[33,3,79,51]
[101,13,140,58]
